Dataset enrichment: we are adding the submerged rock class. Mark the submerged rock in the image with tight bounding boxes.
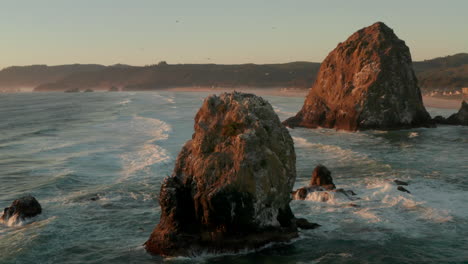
[295,218,320,230]
[1,195,42,225]
[394,179,409,186]
[292,165,356,201]
[284,22,433,131]
[433,101,468,126]
[397,186,411,194]
[145,92,299,256]
[64,88,80,93]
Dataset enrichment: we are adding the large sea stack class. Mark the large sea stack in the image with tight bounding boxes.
[284,22,433,131]
[145,92,298,256]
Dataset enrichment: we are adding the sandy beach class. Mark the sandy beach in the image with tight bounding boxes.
[167,87,463,110]
[422,96,463,109]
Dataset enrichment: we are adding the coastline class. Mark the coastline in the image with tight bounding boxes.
[8,86,464,110]
[164,87,309,98]
[167,87,462,110]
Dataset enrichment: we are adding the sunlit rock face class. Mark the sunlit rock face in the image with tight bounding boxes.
[284,22,433,131]
[145,92,298,256]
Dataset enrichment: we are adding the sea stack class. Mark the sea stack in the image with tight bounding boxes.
[145,92,298,256]
[284,22,433,131]
[433,101,468,126]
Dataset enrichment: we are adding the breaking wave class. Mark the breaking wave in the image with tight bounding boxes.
[120,116,172,180]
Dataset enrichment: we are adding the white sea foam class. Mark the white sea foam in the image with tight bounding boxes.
[272,105,295,117]
[153,93,176,104]
[303,191,351,205]
[292,136,376,165]
[120,116,172,180]
[0,214,46,227]
[118,99,132,105]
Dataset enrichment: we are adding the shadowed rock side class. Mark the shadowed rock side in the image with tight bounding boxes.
[145,92,300,256]
[1,195,42,225]
[433,101,468,126]
[284,22,433,131]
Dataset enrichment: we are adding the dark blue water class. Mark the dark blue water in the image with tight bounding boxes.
[0,92,467,264]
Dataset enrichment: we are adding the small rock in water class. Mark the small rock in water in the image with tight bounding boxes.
[1,195,42,225]
[397,186,411,194]
[295,218,320,230]
[292,165,356,201]
[394,180,409,186]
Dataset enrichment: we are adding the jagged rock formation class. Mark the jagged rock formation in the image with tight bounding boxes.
[284,22,433,131]
[292,165,356,201]
[145,92,301,256]
[433,101,468,126]
[1,196,42,225]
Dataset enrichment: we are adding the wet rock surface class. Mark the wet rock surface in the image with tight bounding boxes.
[145,92,300,256]
[397,186,411,194]
[292,165,356,201]
[1,195,42,225]
[295,218,320,230]
[394,180,409,186]
[284,22,433,131]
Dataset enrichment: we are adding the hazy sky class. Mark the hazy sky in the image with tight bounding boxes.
[1,0,467,68]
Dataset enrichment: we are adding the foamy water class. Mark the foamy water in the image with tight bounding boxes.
[0,92,466,264]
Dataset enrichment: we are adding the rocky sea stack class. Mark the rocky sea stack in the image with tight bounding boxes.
[433,100,468,126]
[145,92,299,256]
[284,22,433,131]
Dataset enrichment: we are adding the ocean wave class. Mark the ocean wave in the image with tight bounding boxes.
[153,93,176,104]
[117,99,132,105]
[272,105,295,117]
[132,115,171,140]
[120,144,170,178]
[302,191,352,205]
[292,136,377,166]
[119,116,172,181]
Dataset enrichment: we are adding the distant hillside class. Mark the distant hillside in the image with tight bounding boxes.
[34,62,320,92]
[0,53,466,92]
[413,53,468,90]
[0,64,107,89]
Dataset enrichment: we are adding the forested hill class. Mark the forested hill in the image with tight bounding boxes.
[0,53,466,92]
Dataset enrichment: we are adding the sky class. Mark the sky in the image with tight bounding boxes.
[1,0,467,68]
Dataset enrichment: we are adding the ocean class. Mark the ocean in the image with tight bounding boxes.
[0,91,467,264]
